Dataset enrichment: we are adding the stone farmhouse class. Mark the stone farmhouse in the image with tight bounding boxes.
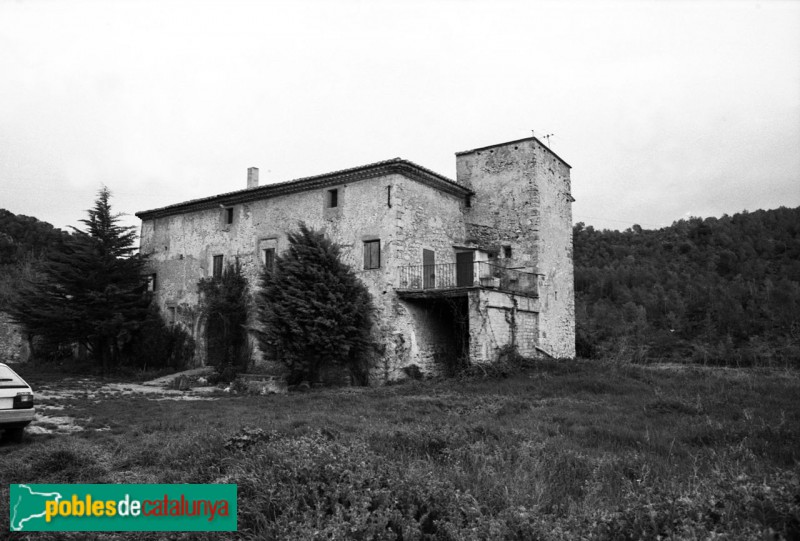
[135,136,575,379]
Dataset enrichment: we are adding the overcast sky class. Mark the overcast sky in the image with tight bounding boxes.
[1,0,798,234]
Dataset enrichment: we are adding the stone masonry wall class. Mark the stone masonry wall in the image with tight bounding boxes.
[531,141,576,357]
[456,138,575,358]
[0,313,27,363]
[140,172,468,377]
[468,289,539,363]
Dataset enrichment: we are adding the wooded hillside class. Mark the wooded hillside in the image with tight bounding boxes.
[574,206,800,366]
[0,209,71,267]
[0,210,72,305]
[3,206,799,367]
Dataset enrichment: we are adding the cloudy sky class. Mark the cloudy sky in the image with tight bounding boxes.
[1,0,798,234]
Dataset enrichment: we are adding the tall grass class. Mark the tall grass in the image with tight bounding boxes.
[1,360,798,539]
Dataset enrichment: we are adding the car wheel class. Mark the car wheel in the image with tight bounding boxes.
[3,427,24,444]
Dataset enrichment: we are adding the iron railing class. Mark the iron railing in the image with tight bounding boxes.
[397,261,538,296]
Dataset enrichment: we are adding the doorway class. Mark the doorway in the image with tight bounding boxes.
[423,249,435,289]
[456,251,474,287]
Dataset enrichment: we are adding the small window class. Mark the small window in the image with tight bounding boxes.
[262,248,275,270]
[146,273,157,292]
[364,240,380,270]
[327,189,339,208]
[225,207,234,224]
[212,255,224,278]
[503,246,512,258]
[167,306,176,325]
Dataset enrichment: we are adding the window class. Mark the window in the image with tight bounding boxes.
[262,248,275,270]
[146,273,157,292]
[220,207,234,228]
[212,255,224,278]
[363,240,380,269]
[503,245,513,258]
[327,189,338,208]
[167,306,176,325]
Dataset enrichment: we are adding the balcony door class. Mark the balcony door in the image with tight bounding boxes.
[423,249,435,289]
[456,251,474,287]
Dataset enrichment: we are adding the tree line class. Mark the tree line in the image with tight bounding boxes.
[2,191,797,374]
[0,189,194,370]
[574,206,800,366]
[0,192,375,384]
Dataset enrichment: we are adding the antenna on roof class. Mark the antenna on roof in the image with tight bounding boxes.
[532,130,554,148]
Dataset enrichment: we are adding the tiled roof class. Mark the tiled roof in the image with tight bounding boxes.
[135,158,472,220]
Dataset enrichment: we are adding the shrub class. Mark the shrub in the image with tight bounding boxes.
[256,223,375,386]
[122,305,195,370]
[199,261,251,382]
[228,430,484,539]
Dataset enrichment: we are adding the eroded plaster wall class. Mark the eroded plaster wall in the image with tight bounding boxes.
[468,290,539,363]
[140,173,469,376]
[392,297,467,375]
[371,175,470,378]
[0,313,27,362]
[390,176,467,268]
[457,138,575,358]
[531,142,576,357]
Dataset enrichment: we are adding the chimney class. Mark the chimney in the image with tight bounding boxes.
[247,167,259,188]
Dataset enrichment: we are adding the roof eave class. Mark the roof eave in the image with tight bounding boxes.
[136,159,473,221]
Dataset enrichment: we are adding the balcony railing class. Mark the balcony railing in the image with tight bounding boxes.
[397,261,539,296]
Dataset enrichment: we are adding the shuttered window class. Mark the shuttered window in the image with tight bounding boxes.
[363,240,380,269]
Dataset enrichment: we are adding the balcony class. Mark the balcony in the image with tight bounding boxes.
[397,261,539,297]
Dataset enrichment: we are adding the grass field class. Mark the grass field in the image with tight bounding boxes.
[1,360,799,540]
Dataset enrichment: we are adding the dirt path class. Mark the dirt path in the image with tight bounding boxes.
[29,374,220,435]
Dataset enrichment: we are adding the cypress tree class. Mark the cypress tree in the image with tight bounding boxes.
[257,223,375,385]
[6,187,150,369]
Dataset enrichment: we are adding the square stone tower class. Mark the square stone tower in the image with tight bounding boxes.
[455,137,576,357]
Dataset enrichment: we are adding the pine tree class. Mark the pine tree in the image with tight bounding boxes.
[256,223,375,385]
[6,187,150,369]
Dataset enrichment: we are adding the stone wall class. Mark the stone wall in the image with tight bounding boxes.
[468,289,539,363]
[140,172,469,376]
[0,313,28,363]
[139,137,577,378]
[456,138,575,358]
[531,141,576,357]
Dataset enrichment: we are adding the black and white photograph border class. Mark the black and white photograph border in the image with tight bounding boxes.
[1,1,798,539]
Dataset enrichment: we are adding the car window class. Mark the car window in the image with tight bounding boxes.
[0,365,27,388]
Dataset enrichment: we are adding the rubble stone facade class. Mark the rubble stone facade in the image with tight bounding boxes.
[0,313,28,363]
[136,137,575,380]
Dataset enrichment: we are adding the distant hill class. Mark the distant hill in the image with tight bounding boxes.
[0,209,72,267]
[0,210,72,310]
[0,210,73,360]
[574,206,800,366]
[3,206,799,367]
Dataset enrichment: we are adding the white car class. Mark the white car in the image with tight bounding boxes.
[0,363,35,443]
